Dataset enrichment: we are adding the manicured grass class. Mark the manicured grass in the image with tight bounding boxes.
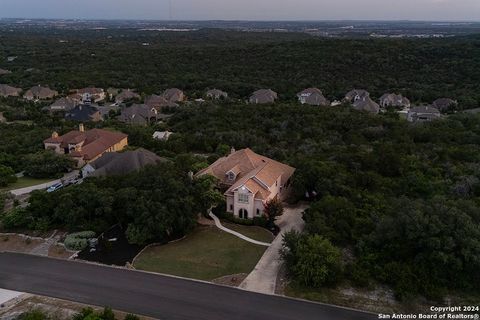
[134,225,269,281]
[222,222,274,243]
[1,177,53,191]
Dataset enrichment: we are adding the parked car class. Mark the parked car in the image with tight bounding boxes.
[47,182,63,193]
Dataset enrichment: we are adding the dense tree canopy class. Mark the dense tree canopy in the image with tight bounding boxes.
[4,161,221,245]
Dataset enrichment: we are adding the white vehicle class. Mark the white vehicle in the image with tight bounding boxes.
[47,182,63,193]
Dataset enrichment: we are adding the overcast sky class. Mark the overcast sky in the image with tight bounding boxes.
[0,0,479,21]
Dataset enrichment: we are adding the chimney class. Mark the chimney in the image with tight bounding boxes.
[230,146,236,155]
[51,131,59,138]
[79,123,85,132]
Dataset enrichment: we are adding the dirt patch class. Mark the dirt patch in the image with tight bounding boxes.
[0,234,43,253]
[48,244,75,259]
[0,295,154,320]
[212,273,248,287]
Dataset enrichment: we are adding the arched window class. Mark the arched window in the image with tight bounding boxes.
[239,208,248,219]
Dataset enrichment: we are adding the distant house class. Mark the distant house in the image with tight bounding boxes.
[44,124,128,167]
[76,87,105,103]
[379,93,411,109]
[432,98,457,112]
[249,89,278,104]
[162,88,185,102]
[352,96,380,114]
[46,97,78,112]
[145,94,178,110]
[196,148,295,219]
[115,89,141,103]
[0,68,11,76]
[344,89,370,103]
[0,84,22,97]
[206,89,228,100]
[153,131,173,141]
[65,105,103,122]
[117,104,158,125]
[106,88,120,100]
[81,148,164,178]
[407,106,441,123]
[24,85,58,100]
[297,88,329,106]
[96,105,120,118]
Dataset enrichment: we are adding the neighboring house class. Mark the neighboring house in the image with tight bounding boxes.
[24,85,58,100]
[344,89,370,103]
[0,68,11,75]
[196,148,295,219]
[44,124,128,167]
[46,97,78,112]
[407,106,441,123]
[117,104,158,125]
[145,94,178,110]
[106,88,120,100]
[297,88,329,106]
[0,84,22,97]
[96,105,120,118]
[115,89,141,103]
[432,98,457,112]
[352,96,380,114]
[153,131,173,141]
[65,105,103,122]
[379,93,411,109]
[162,88,185,102]
[81,148,164,178]
[249,89,278,104]
[76,87,105,103]
[206,89,228,100]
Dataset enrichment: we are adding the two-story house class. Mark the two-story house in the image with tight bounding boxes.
[44,124,128,167]
[196,148,295,219]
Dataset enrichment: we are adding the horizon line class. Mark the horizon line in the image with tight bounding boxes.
[1,17,480,23]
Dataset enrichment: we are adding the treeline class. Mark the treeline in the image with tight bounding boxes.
[1,29,480,107]
[2,160,222,245]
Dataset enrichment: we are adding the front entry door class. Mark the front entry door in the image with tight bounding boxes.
[239,208,248,219]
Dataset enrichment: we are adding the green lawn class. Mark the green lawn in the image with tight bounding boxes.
[222,222,274,243]
[1,177,54,191]
[134,225,271,281]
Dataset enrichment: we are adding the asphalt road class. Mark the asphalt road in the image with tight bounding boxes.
[0,252,376,320]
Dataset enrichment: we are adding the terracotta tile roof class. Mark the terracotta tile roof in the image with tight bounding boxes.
[197,148,295,201]
[0,84,22,97]
[24,85,58,100]
[44,128,127,161]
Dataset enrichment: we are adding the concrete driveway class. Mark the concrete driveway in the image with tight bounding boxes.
[9,171,79,196]
[239,203,308,294]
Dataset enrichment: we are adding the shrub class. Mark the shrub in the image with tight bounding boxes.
[281,232,343,288]
[1,208,31,229]
[64,231,96,251]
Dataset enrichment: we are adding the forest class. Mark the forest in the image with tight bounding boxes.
[0,28,480,303]
[0,29,480,107]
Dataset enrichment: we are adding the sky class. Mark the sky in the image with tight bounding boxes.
[0,0,479,21]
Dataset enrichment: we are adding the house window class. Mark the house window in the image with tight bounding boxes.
[227,172,235,182]
[230,204,233,211]
[256,209,261,216]
[238,193,249,204]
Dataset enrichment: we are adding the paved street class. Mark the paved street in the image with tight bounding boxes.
[0,252,375,320]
